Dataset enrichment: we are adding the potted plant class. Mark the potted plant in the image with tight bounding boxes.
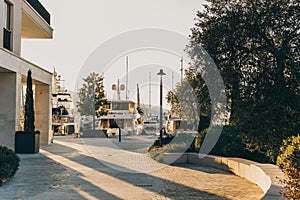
[15,70,40,153]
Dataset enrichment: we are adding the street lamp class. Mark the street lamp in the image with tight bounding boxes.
[157,69,166,147]
[90,81,96,131]
[112,79,125,100]
[112,79,125,142]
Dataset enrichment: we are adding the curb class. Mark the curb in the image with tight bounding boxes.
[162,153,285,200]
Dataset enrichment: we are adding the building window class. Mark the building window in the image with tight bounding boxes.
[112,102,129,111]
[3,0,12,51]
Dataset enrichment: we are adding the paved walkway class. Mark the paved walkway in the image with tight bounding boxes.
[0,136,265,200]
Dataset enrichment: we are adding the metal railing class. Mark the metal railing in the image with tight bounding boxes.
[3,28,11,51]
[26,0,50,24]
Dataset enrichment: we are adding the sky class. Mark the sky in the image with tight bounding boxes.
[21,0,206,108]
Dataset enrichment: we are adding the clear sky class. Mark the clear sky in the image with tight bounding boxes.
[21,0,206,107]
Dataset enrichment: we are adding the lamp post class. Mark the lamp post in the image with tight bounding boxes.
[112,79,125,142]
[112,79,125,100]
[157,69,166,147]
[90,81,96,131]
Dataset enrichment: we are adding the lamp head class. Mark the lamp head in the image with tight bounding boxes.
[157,69,166,76]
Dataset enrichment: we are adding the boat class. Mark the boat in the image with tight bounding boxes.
[166,118,188,134]
[141,116,159,135]
[98,100,139,137]
[51,69,78,136]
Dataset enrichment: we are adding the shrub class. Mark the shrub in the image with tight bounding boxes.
[149,143,191,162]
[211,125,246,157]
[153,134,175,146]
[188,129,207,152]
[0,145,20,185]
[191,125,270,163]
[149,132,195,162]
[277,135,300,199]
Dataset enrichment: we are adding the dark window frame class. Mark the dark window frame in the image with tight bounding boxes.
[3,0,12,51]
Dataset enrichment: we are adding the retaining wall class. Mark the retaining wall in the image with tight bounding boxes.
[163,153,285,200]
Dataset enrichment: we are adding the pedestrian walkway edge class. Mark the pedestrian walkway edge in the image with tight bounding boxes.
[162,153,285,200]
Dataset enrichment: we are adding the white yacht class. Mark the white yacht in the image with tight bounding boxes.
[98,100,139,137]
[52,70,78,136]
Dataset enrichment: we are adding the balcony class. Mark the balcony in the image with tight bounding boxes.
[21,0,53,39]
[0,46,52,84]
[25,0,50,24]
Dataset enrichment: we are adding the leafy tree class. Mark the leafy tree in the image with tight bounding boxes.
[277,135,300,199]
[186,0,300,162]
[184,66,211,117]
[24,70,35,132]
[77,73,107,116]
[166,66,211,131]
[166,90,182,118]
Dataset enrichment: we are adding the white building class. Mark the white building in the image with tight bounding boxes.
[0,0,53,150]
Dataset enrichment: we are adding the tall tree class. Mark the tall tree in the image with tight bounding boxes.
[77,73,107,116]
[166,67,210,131]
[24,70,35,132]
[186,0,300,161]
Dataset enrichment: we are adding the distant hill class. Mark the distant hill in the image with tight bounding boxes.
[140,104,168,118]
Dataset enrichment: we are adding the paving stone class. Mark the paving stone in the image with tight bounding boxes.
[0,136,264,199]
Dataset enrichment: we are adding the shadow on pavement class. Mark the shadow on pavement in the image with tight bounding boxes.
[0,150,122,200]
[40,141,230,199]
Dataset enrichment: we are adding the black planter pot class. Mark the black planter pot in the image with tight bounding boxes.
[15,131,40,154]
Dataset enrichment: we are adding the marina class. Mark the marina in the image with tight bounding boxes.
[51,70,79,136]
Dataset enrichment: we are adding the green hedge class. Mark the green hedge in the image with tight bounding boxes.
[149,132,195,161]
[148,125,272,164]
[277,135,300,199]
[191,125,271,163]
[0,146,20,185]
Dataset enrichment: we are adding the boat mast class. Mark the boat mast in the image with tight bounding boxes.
[149,72,151,117]
[180,56,183,83]
[137,84,140,108]
[126,56,129,100]
[172,71,174,90]
[117,79,121,100]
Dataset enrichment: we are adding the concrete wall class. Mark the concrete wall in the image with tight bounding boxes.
[0,0,22,55]
[0,73,18,149]
[163,153,285,200]
[12,0,22,56]
[0,0,53,150]
[35,84,51,145]
[22,0,53,38]
[0,48,52,150]
[0,0,3,47]
[0,72,52,149]
[0,0,53,53]
[0,48,52,85]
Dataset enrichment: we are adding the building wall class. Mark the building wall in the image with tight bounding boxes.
[12,0,22,56]
[0,0,22,55]
[0,73,18,149]
[0,0,53,150]
[35,84,51,145]
[0,0,3,47]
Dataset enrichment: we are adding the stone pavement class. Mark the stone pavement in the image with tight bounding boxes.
[0,136,264,199]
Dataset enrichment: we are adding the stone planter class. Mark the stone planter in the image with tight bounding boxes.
[15,131,40,154]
